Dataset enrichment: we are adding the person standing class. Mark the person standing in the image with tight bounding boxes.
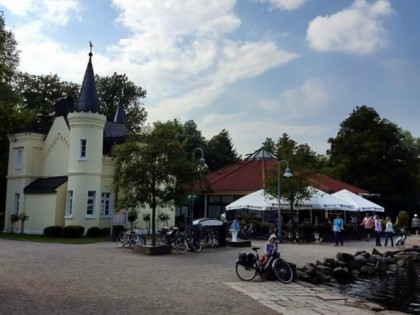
[332,214,344,246]
[412,214,420,237]
[383,217,394,247]
[360,213,374,241]
[264,234,279,270]
[374,215,383,246]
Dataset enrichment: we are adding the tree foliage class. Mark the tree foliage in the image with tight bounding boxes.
[0,12,34,209]
[263,134,318,214]
[327,105,420,196]
[205,129,240,171]
[112,120,192,245]
[13,73,79,131]
[95,73,147,134]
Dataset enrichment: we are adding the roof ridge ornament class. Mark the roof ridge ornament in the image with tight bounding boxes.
[89,40,93,57]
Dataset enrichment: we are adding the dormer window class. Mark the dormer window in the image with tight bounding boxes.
[79,139,87,160]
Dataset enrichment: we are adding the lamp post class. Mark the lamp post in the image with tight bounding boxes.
[190,147,207,225]
[277,160,293,242]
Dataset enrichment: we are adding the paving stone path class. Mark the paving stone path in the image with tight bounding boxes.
[1,236,418,314]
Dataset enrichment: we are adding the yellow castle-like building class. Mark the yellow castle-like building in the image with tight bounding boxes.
[3,50,164,234]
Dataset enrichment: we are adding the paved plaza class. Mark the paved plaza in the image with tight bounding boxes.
[1,236,418,314]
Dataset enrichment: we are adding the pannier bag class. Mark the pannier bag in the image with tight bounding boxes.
[237,253,247,266]
[237,252,256,268]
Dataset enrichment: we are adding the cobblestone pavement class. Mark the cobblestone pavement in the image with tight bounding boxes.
[1,235,418,314]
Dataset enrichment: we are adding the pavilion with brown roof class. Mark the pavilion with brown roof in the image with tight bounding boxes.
[188,147,367,222]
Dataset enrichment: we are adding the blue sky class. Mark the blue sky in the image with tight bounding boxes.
[1,0,419,156]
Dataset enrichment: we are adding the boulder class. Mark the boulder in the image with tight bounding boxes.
[333,267,349,280]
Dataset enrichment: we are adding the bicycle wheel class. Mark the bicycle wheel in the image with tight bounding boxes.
[191,238,202,252]
[116,234,125,248]
[128,234,139,248]
[273,258,293,283]
[235,261,258,281]
[136,235,146,245]
[175,236,188,254]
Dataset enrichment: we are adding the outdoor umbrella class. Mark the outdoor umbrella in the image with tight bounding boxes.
[294,187,355,223]
[295,187,355,211]
[331,189,384,212]
[225,189,292,211]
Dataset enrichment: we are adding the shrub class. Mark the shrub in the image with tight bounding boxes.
[86,226,102,237]
[63,225,85,238]
[101,227,111,236]
[112,225,125,236]
[43,226,63,237]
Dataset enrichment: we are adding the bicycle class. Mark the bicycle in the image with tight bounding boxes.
[235,247,293,283]
[157,227,189,254]
[178,225,203,252]
[116,227,146,249]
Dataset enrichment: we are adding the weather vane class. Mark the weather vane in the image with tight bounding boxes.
[89,41,93,56]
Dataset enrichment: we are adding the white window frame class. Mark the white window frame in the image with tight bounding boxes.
[101,192,111,216]
[66,190,73,218]
[13,192,20,214]
[79,139,87,160]
[15,149,23,169]
[86,190,96,217]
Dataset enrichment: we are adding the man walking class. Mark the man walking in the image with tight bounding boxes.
[332,214,344,246]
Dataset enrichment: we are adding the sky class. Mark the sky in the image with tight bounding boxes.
[1,0,419,157]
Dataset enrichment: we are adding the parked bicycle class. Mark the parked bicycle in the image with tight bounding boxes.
[116,226,147,249]
[180,225,203,252]
[157,227,190,254]
[238,224,254,240]
[235,247,293,283]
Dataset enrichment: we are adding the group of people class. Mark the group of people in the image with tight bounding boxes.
[332,212,420,248]
[265,212,420,263]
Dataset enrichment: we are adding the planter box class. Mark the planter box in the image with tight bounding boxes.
[133,244,172,255]
[226,240,251,247]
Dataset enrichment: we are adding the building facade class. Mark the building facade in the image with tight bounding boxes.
[4,51,132,234]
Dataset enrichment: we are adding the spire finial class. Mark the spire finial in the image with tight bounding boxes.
[89,41,93,57]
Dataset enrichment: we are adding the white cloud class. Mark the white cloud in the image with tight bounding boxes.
[41,0,80,26]
[306,0,393,55]
[256,0,307,11]
[0,0,34,16]
[258,79,329,117]
[0,0,80,24]
[145,40,298,122]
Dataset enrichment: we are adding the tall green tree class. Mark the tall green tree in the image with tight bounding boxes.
[264,134,315,217]
[327,105,420,196]
[13,73,80,131]
[95,73,147,134]
[0,12,34,216]
[178,120,207,155]
[112,120,192,245]
[206,129,240,171]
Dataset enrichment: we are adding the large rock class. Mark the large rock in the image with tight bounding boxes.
[333,266,349,280]
[360,264,376,275]
[336,252,355,262]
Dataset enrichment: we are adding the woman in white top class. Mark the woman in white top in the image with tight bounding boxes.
[383,217,394,247]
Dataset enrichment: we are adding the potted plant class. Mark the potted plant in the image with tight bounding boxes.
[10,214,20,232]
[127,209,138,231]
[19,213,29,234]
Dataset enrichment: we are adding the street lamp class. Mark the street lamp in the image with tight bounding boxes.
[190,147,207,225]
[277,160,293,242]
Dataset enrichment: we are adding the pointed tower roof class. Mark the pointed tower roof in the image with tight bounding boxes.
[113,99,127,124]
[76,42,100,113]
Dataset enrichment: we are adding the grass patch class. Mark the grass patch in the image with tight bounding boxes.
[0,232,108,244]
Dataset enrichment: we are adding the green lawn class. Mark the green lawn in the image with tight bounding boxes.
[0,232,109,244]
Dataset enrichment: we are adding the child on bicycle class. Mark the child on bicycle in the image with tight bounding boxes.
[263,234,278,270]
